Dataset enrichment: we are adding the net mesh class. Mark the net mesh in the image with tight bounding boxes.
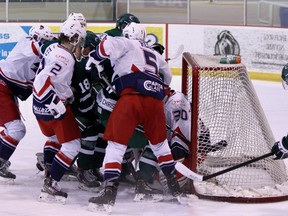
[182,53,288,202]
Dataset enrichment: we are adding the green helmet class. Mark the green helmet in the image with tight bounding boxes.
[84,31,100,49]
[116,13,140,30]
[281,63,288,90]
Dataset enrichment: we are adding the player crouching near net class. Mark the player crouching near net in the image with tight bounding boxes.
[85,22,182,213]
[32,20,86,203]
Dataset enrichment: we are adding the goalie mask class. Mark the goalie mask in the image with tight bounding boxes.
[116,13,140,30]
[281,63,288,90]
[29,25,54,42]
[122,22,146,41]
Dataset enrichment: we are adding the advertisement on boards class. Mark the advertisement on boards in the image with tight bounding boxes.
[0,23,165,61]
[169,24,288,77]
[0,25,31,60]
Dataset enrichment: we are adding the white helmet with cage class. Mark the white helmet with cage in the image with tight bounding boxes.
[29,25,54,42]
[122,22,146,41]
[60,20,87,46]
[67,12,87,28]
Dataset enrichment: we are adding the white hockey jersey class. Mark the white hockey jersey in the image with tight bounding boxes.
[96,36,172,86]
[164,91,191,151]
[33,43,75,120]
[165,90,210,152]
[0,36,41,100]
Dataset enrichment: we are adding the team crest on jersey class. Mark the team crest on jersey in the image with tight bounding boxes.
[143,80,163,93]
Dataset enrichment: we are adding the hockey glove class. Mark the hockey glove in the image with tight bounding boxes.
[272,135,288,160]
[45,94,66,118]
[86,51,104,79]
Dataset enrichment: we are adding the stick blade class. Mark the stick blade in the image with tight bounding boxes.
[167,44,184,61]
[175,162,203,182]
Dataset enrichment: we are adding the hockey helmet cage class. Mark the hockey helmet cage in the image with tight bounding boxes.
[116,13,140,30]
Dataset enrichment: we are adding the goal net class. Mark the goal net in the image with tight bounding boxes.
[181,53,288,202]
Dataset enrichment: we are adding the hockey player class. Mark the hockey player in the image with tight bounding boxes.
[33,20,86,202]
[35,30,105,190]
[0,24,53,180]
[94,12,142,184]
[86,22,181,212]
[272,64,288,159]
[71,30,105,190]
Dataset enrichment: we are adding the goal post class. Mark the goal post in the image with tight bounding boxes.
[181,53,288,203]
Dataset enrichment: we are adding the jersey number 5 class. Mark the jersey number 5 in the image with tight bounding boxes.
[144,49,158,74]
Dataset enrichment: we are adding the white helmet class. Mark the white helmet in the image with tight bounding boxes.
[122,22,146,41]
[60,20,87,46]
[29,25,54,42]
[67,12,87,28]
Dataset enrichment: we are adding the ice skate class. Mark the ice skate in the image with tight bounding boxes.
[39,177,67,204]
[0,158,16,183]
[77,168,102,192]
[88,184,118,213]
[166,174,183,203]
[134,179,164,202]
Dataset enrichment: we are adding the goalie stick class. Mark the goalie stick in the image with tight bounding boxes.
[165,44,184,61]
[175,151,274,182]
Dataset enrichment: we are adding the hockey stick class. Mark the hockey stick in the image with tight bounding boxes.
[101,75,117,95]
[175,151,274,182]
[165,44,184,61]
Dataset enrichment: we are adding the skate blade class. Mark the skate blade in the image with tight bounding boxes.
[39,191,66,204]
[88,202,113,214]
[78,183,102,192]
[134,193,164,202]
[0,176,15,185]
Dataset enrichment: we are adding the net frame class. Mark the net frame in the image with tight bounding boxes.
[181,53,288,203]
